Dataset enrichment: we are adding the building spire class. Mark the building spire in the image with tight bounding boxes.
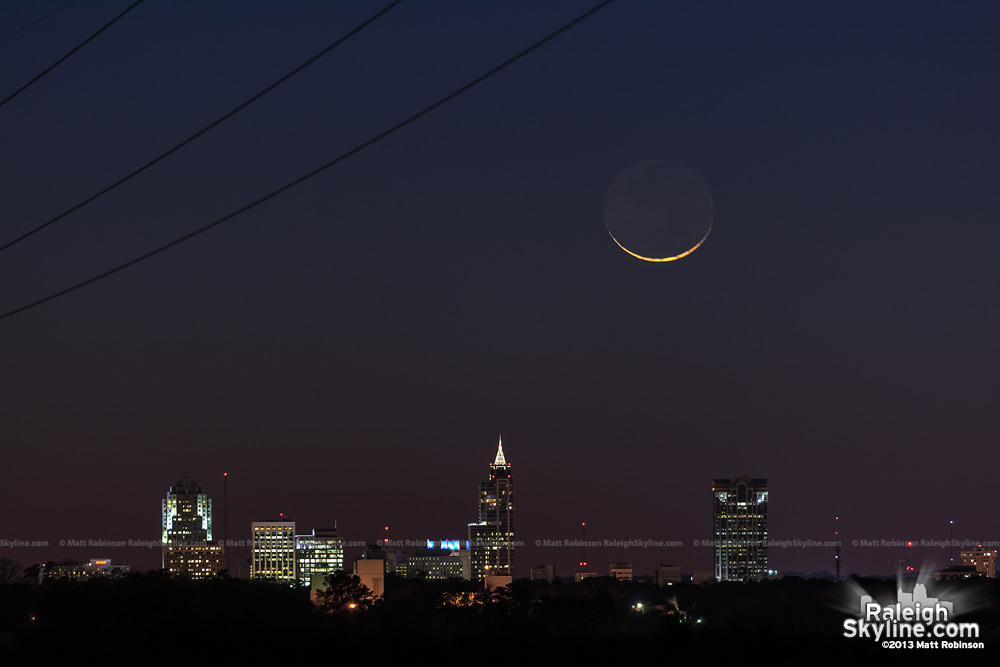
[494,434,507,466]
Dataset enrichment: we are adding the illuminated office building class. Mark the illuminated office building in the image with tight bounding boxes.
[162,475,212,545]
[295,528,344,587]
[404,541,471,580]
[163,544,225,578]
[41,558,131,580]
[161,475,224,578]
[469,437,515,581]
[961,547,997,578]
[713,477,768,582]
[251,520,296,583]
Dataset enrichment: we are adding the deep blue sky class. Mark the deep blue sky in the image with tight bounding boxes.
[1,0,997,578]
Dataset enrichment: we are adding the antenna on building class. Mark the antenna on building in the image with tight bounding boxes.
[948,519,955,564]
[834,515,840,581]
[223,472,229,572]
[580,522,587,567]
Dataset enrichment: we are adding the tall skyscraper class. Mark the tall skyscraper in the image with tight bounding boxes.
[161,475,225,578]
[162,475,212,544]
[251,520,296,583]
[713,477,768,582]
[295,528,344,587]
[469,437,515,581]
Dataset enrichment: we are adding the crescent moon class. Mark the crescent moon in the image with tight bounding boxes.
[606,222,712,263]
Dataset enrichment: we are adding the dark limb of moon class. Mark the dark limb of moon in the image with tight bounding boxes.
[604,159,714,262]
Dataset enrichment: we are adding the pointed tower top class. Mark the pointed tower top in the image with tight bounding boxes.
[493,435,507,466]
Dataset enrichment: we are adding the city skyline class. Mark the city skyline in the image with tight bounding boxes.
[19,453,993,583]
[1,1,998,582]
[8,447,997,580]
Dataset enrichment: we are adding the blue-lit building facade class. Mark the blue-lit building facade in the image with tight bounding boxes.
[399,540,471,580]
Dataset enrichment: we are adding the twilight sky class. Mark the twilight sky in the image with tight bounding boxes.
[1,0,997,578]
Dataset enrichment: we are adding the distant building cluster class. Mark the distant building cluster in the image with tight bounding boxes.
[212,461,769,590]
[245,438,516,594]
[36,558,131,581]
[249,521,344,587]
[27,457,1000,588]
[20,446,775,588]
[346,439,517,594]
[23,462,780,589]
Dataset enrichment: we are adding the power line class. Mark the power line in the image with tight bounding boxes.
[0,0,616,323]
[0,0,405,255]
[0,0,78,48]
[0,0,145,110]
